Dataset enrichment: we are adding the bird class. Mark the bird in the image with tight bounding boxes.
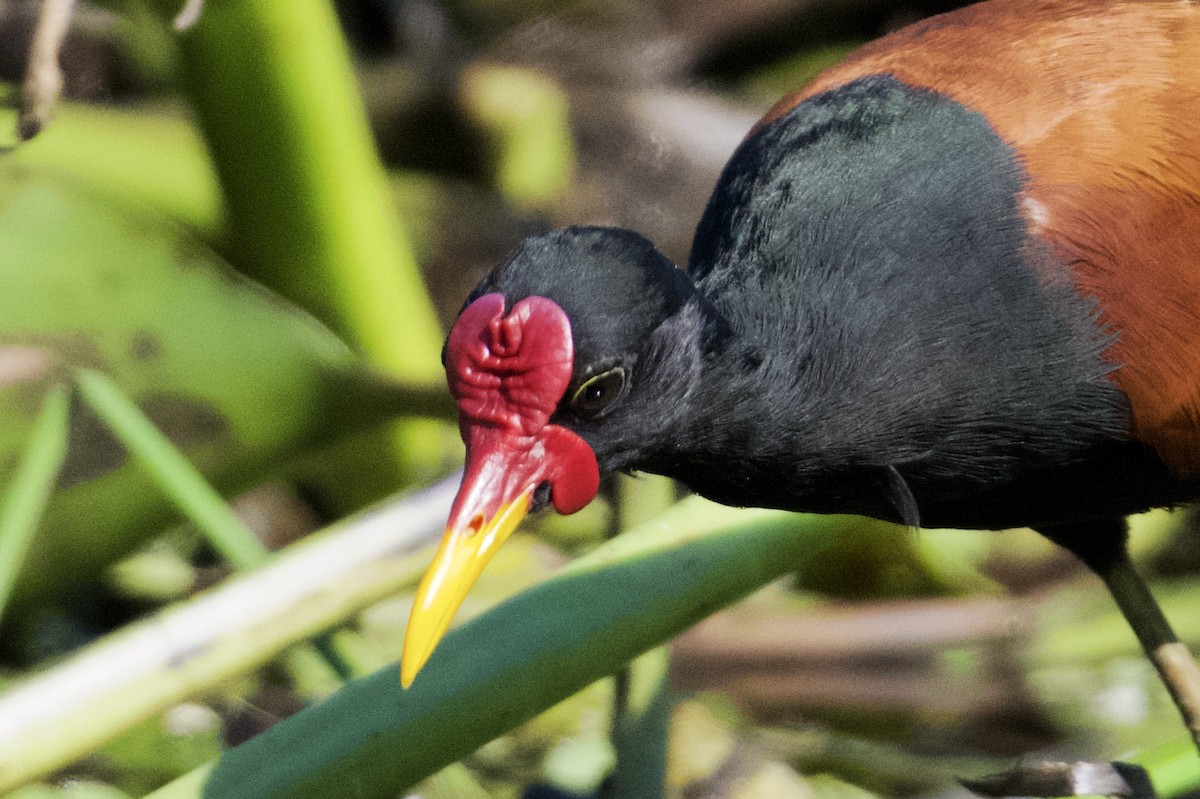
[401,0,1200,754]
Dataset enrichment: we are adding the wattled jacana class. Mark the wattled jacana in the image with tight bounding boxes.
[402,0,1200,751]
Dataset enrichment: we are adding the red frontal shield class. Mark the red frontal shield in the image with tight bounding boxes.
[401,293,600,686]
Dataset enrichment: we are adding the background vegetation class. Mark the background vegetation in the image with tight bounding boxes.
[2,0,1200,797]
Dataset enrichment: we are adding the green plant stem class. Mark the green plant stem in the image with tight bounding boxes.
[606,647,672,799]
[147,0,444,376]
[0,478,455,792]
[74,368,270,571]
[606,474,677,799]
[140,0,447,487]
[73,368,349,695]
[0,383,70,623]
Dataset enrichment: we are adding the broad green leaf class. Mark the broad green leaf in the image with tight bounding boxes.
[0,170,434,605]
[3,101,222,236]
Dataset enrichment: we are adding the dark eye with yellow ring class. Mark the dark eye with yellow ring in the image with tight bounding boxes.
[569,366,626,419]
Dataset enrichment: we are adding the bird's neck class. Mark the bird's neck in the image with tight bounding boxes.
[636,329,909,521]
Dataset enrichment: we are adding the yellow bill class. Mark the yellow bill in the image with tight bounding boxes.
[400,490,532,688]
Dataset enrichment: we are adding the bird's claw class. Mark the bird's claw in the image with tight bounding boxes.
[960,759,1155,799]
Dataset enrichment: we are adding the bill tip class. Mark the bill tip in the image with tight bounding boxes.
[399,646,430,689]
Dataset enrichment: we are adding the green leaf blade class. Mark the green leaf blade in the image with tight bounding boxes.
[198,500,846,799]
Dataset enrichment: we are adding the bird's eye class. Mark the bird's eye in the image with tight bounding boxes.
[569,366,626,419]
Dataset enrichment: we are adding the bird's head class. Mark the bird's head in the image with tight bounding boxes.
[400,226,711,686]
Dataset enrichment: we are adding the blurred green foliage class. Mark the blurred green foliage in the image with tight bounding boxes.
[0,170,407,607]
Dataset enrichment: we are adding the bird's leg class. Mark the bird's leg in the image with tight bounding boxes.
[964,518,1197,799]
[1096,548,1200,749]
[1039,518,1200,752]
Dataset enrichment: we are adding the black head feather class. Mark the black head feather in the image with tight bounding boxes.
[470,226,721,473]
